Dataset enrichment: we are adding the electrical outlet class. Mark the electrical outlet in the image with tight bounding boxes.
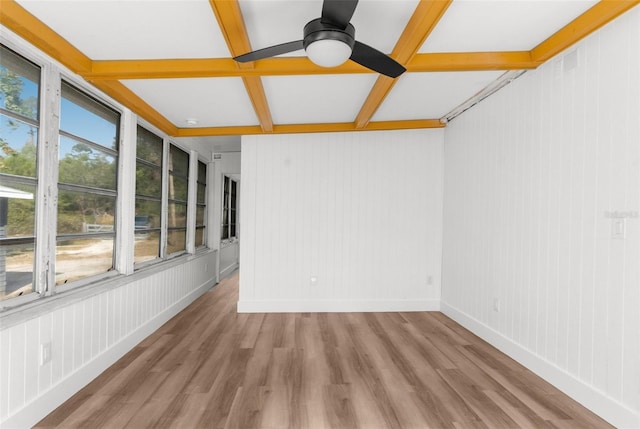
[40,342,52,366]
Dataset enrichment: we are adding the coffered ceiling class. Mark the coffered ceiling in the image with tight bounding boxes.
[1,0,638,142]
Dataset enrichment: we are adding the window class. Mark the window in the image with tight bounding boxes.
[195,160,207,248]
[221,175,238,241]
[57,81,119,286]
[134,126,163,264]
[0,45,40,301]
[167,144,188,255]
[0,41,209,308]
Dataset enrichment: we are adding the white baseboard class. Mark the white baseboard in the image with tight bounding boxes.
[2,278,215,429]
[220,262,239,279]
[440,302,640,429]
[237,299,440,313]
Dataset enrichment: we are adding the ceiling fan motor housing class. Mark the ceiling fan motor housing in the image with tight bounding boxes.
[303,18,356,50]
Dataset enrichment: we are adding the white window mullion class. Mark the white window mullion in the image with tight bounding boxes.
[35,63,60,296]
[160,139,169,258]
[114,109,136,275]
[206,161,219,281]
[185,150,198,254]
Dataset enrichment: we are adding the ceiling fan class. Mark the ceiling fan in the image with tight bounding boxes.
[233,0,406,78]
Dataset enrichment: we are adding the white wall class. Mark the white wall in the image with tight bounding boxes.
[441,8,640,428]
[0,252,217,428]
[239,129,444,312]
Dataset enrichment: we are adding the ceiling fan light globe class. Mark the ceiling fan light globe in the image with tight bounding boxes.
[305,39,352,67]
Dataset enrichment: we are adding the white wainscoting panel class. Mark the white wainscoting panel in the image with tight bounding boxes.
[441,8,640,428]
[0,251,217,428]
[239,129,444,312]
[220,242,239,278]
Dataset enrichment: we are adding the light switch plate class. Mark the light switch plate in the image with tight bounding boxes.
[611,218,626,239]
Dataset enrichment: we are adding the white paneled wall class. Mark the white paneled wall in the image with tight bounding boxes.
[441,8,639,428]
[239,129,444,312]
[0,252,217,428]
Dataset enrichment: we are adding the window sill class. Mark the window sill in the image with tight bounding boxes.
[220,238,239,248]
[0,248,216,330]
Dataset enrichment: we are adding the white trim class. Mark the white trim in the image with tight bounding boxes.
[115,109,137,275]
[36,63,60,298]
[0,186,33,200]
[0,250,216,328]
[1,277,215,429]
[186,150,198,254]
[220,261,239,279]
[440,302,640,429]
[160,139,169,258]
[237,299,441,313]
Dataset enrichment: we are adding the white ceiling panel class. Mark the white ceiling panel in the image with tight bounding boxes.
[419,0,598,53]
[372,70,504,121]
[177,136,242,155]
[238,0,419,57]
[349,0,420,54]
[123,78,259,127]
[263,74,378,124]
[16,0,231,59]
[239,0,318,57]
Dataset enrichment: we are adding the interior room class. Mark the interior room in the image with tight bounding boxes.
[0,0,638,427]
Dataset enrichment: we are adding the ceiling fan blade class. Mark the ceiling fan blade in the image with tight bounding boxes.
[321,0,358,29]
[234,40,304,63]
[350,41,406,78]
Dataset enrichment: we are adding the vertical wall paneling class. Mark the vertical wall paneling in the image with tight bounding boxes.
[239,129,444,313]
[441,7,640,428]
[0,251,217,428]
[238,147,256,303]
[50,309,63,386]
[7,324,25,416]
[24,319,39,405]
[37,312,52,395]
[0,328,9,421]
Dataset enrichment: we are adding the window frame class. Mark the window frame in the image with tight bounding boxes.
[195,159,207,249]
[53,78,122,293]
[220,174,238,243]
[133,125,164,268]
[165,143,190,257]
[0,34,214,311]
[0,44,42,306]
[0,37,129,306]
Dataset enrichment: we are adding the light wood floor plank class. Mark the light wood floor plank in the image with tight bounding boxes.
[35,272,613,429]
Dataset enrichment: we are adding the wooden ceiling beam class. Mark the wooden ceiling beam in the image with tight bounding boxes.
[209,0,273,133]
[354,0,453,129]
[531,0,640,63]
[87,51,540,80]
[177,119,444,137]
[408,51,540,72]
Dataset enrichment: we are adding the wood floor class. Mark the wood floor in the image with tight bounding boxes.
[37,272,612,429]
